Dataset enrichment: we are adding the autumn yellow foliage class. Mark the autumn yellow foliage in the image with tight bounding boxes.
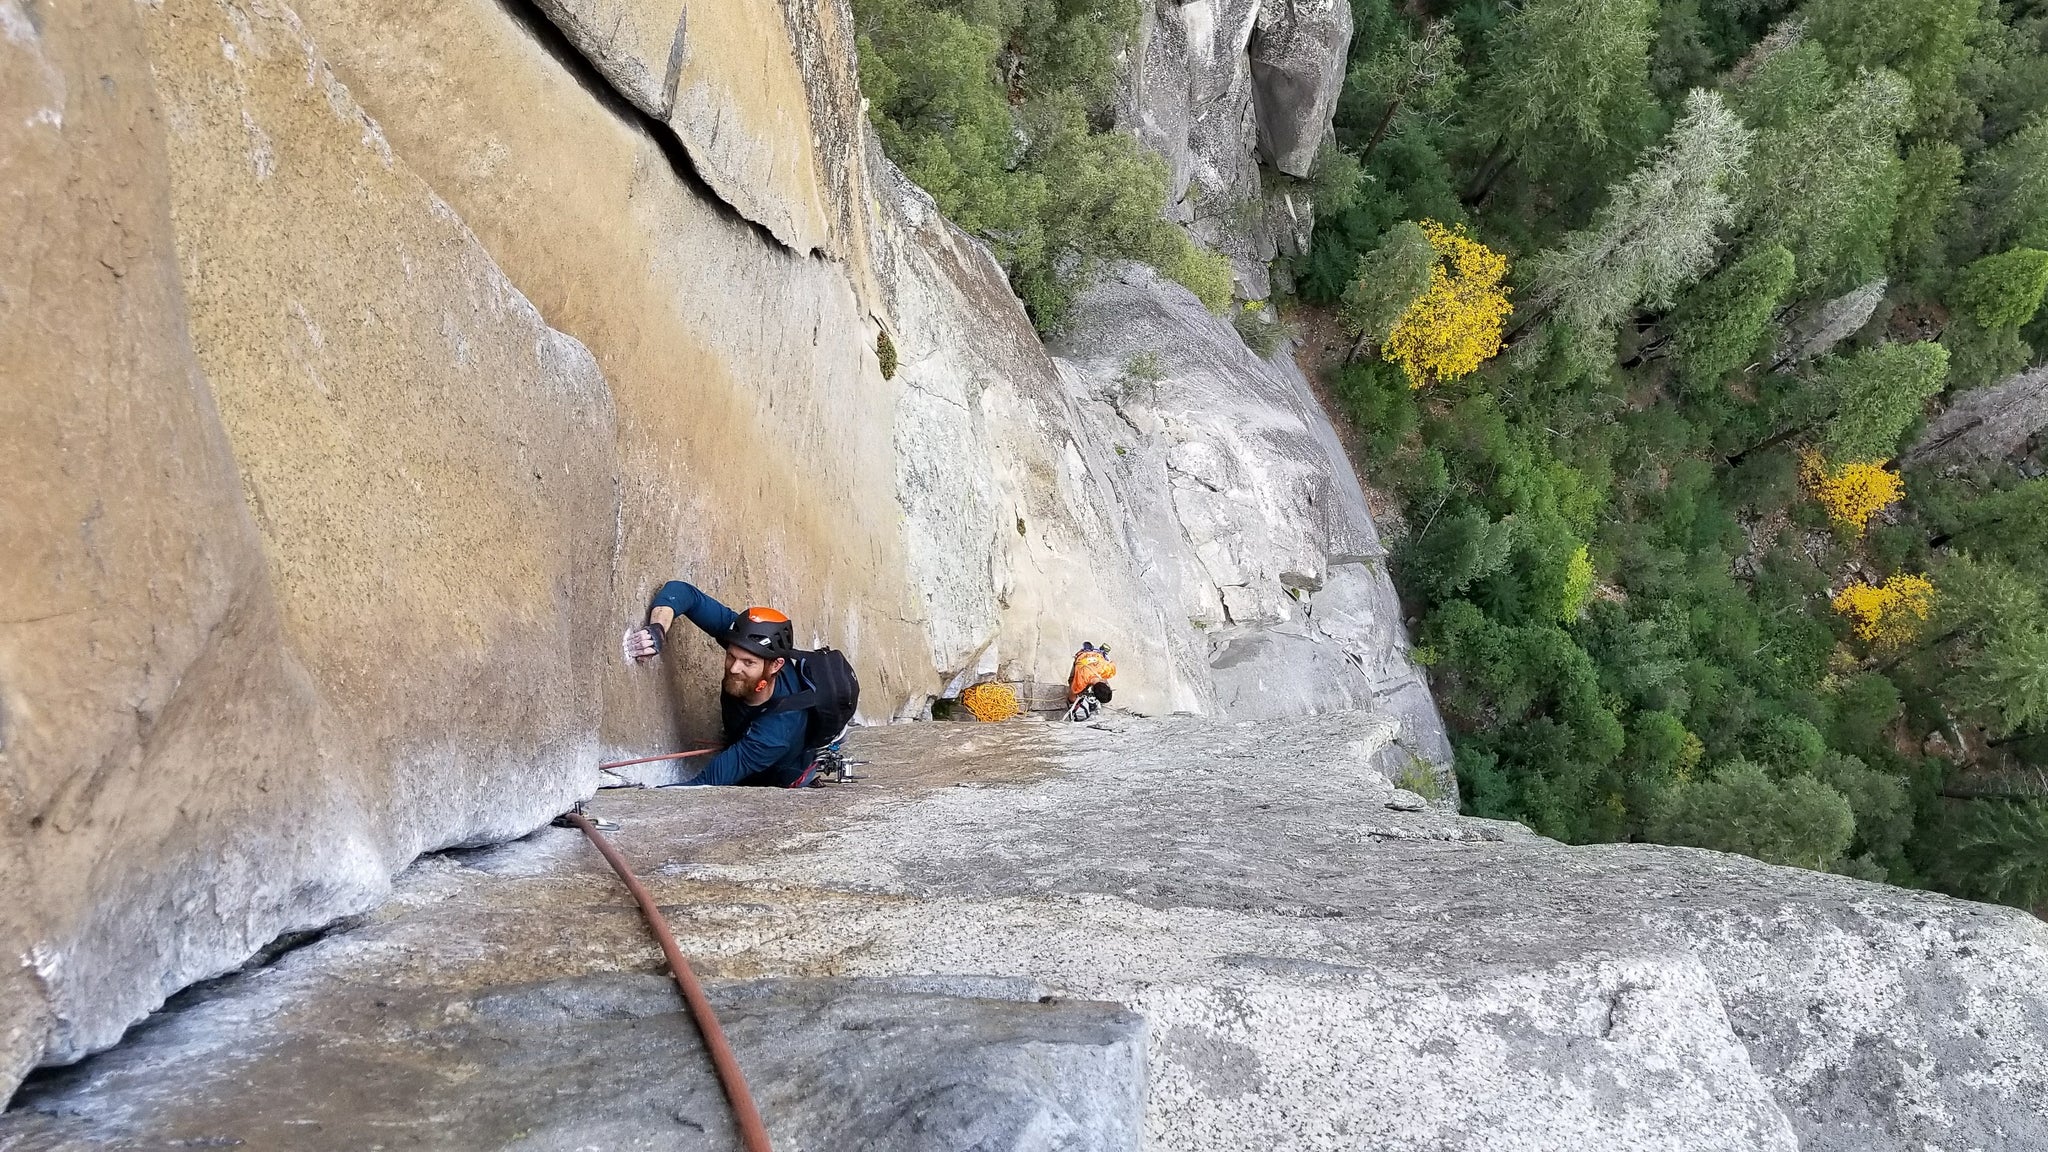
[959,681,1023,722]
[1382,221,1513,388]
[1560,544,1595,622]
[1831,574,1935,650]
[1800,451,1905,533]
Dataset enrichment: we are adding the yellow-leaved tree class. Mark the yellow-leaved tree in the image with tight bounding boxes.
[1832,574,1936,650]
[1382,221,1513,388]
[1799,450,1905,533]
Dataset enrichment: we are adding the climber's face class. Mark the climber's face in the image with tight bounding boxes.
[722,647,784,698]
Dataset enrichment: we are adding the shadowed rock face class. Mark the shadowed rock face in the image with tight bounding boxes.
[4,974,1145,1151]
[4,713,2043,1149]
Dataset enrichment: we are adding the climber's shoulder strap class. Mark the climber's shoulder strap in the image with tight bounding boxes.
[763,647,860,753]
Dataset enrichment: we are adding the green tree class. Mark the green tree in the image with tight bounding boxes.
[1950,247,2048,331]
[1623,709,1698,792]
[1742,710,1826,775]
[1968,119,2048,252]
[855,0,1225,331]
[1889,141,1963,281]
[1941,247,2048,386]
[858,0,1021,233]
[1650,0,1718,99]
[1668,243,1796,391]
[1656,758,1856,869]
[1347,19,1465,166]
[1340,221,1437,360]
[1934,800,2048,911]
[1959,8,2048,144]
[1953,624,2048,739]
[1736,53,1912,292]
[1464,0,1660,202]
[1915,554,2048,737]
[1521,90,1754,339]
[1804,0,1984,127]
[1813,751,1914,864]
[1930,553,2044,645]
[1814,341,1951,460]
[1728,342,1944,465]
[1932,478,2048,565]
[1827,671,1903,754]
[1726,30,1835,128]
[1398,509,1518,600]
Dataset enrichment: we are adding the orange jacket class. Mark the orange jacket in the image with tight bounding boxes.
[1068,647,1116,700]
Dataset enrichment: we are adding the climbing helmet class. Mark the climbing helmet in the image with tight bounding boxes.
[724,606,795,659]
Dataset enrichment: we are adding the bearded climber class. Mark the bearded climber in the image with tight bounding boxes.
[623,581,849,787]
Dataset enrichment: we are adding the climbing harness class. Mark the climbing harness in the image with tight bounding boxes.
[796,740,866,786]
[559,803,774,1152]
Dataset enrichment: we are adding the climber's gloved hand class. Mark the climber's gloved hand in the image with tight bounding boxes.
[623,620,666,663]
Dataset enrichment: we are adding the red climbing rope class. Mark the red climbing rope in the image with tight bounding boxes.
[598,747,717,771]
[564,811,773,1152]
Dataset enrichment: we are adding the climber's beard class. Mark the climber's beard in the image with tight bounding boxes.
[721,649,780,699]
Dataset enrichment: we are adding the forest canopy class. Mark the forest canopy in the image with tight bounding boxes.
[1308,0,2048,911]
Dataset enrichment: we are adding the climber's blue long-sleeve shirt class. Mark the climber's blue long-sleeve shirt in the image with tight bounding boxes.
[650,580,811,787]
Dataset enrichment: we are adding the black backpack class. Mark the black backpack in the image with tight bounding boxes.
[765,647,860,752]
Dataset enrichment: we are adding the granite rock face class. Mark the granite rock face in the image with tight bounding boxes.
[5,972,1145,1151]
[0,0,1383,1101]
[1247,0,1352,176]
[1122,0,1349,296]
[1907,365,2048,466]
[5,713,2043,1150]
[1051,265,1453,780]
[1774,278,1888,367]
[1,0,615,1098]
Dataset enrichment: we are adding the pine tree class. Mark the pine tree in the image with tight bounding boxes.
[1737,57,1913,292]
[1521,89,1753,338]
[1804,0,1983,127]
[1669,243,1796,391]
[1816,341,1950,460]
[1464,0,1660,201]
[1918,555,2048,733]
[1889,141,1963,280]
[1348,20,1464,166]
[1950,247,2048,331]
[1937,800,2048,911]
[1931,553,2043,647]
[1340,221,1437,360]
[1933,478,2048,564]
[1656,758,1856,870]
[1953,624,2048,738]
[1968,120,2048,252]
